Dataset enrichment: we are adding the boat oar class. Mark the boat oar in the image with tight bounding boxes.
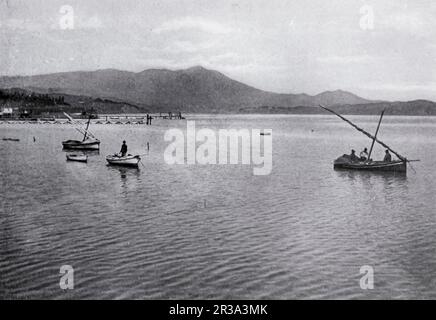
[139,158,145,168]
[407,159,420,174]
[408,162,417,174]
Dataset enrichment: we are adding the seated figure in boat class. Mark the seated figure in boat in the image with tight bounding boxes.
[383,150,392,162]
[120,140,128,157]
[350,149,360,162]
[360,148,369,161]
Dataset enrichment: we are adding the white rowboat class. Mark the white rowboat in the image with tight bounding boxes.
[106,154,141,167]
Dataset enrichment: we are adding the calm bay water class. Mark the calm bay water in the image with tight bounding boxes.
[1,114,436,299]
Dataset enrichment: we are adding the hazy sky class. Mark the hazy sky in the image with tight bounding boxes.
[1,0,435,100]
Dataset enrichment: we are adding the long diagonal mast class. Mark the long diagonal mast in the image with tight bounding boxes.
[63,112,97,140]
[319,105,406,162]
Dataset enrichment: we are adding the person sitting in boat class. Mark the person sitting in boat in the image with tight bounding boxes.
[350,149,360,162]
[360,148,369,161]
[120,140,128,157]
[383,149,392,162]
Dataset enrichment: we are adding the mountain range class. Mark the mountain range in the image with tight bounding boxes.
[1,66,436,115]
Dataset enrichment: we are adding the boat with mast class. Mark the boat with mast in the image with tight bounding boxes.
[62,112,100,150]
[319,105,418,173]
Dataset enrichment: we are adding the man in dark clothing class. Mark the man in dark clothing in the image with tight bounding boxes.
[120,140,128,157]
[383,150,392,162]
[350,149,359,162]
[360,147,369,161]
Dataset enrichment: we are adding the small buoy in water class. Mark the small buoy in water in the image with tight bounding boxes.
[33,136,36,142]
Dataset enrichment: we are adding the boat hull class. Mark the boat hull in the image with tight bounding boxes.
[106,155,141,167]
[66,154,88,162]
[334,156,406,173]
[62,139,100,150]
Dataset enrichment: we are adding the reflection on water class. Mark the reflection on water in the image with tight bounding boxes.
[107,165,141,179]
[1,115,436,299]
[336,169,407,182]
[61,149,100,156]
[112,166,140,183]
[105,166,142,197]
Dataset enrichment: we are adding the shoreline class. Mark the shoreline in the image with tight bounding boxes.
[2,113,436,125]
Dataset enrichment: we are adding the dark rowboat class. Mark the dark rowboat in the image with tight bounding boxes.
[62,139,100,150]
[333,155,406,172]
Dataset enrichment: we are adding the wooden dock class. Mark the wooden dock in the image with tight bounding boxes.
[0,112,186,125]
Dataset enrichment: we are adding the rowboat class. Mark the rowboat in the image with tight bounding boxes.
[62,113,100,150]
[66,153,88,162]
[320,105,418,174]
[333,155,406,172]
[106,154,141,167]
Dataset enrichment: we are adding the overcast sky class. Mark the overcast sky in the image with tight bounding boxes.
[0,0,435,101]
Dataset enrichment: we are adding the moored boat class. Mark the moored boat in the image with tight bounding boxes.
[106,154,141,167]
[62,139,100,150]
[66,153,88,162]
[62,113,100,150]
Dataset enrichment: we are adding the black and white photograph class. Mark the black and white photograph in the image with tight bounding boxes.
[1,0,436,304]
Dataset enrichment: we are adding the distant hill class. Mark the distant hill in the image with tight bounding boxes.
[312,90,379,106]
[0,66,372,113]
[328,100,436,115]
[240,100,436,116]
[1,66,435,115]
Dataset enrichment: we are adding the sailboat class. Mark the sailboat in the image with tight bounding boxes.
[62,113,100,150]
[319,105,418,173]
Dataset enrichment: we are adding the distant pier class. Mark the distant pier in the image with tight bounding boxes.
[0,112,186,125]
